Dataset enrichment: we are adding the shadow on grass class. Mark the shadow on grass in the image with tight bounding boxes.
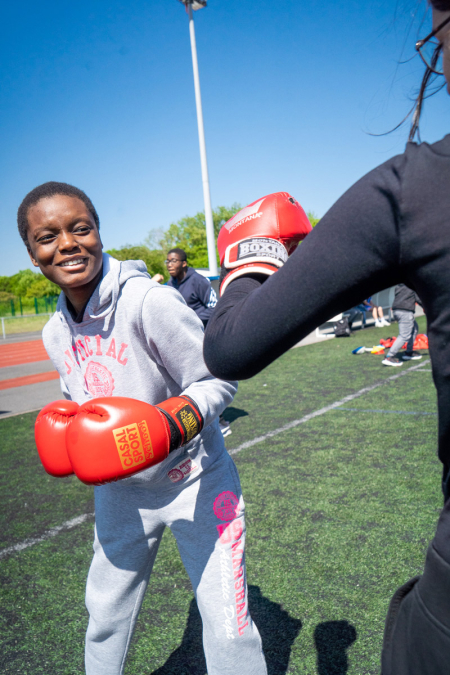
[222,406,249,424]
[151,585,302,675]
[314,620,357,675]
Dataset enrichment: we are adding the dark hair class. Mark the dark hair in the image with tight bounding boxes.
[431,0,450,10]
[408,1,450,140]
[409,44,445,140]
[17,181,100,248]
[168,248,187,262]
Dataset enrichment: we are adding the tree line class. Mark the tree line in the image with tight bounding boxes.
[2,205,320,296]
[0,269,60,303]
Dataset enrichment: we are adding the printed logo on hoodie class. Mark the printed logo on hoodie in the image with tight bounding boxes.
[85,361,115,397]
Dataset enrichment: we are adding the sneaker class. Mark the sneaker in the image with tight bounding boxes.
[402,351,422,361]
[219,419,232,438]
[381,318,391,326]
[382,356,403,367]
[375,320,383,328]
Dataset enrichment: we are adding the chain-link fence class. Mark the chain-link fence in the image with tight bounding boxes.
[0,296,58,338]
[0,295,58,318]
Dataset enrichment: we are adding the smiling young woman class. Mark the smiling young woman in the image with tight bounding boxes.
[19,185,104,316]
[16,181,267,675]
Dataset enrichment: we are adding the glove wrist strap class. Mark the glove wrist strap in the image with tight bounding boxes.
[220,262,278,296]
[156,396,203,452]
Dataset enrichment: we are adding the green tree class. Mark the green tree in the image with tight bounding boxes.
[9,270,37,297]
[307,211,320,227]
[0,291,15,303]
[27,275,61,298]
[145,204,242,269]
[0,276,13,293]
[109,202,318,279]
[8,269,60,298]
[106,245,167,280]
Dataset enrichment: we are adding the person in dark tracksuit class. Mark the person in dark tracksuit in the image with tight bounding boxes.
[203,3,450,672]
[382,284,423,367]
[165,248,231,437]
[166,248,217,328]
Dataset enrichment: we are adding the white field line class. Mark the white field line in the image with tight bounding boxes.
[228,359,430,456]
[1,359,430,560]
[0,513,94,561]
[337,407,436,416]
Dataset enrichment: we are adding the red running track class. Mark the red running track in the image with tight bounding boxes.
[0,340,50,367]
[0,371,60,391]
[0,339,58,392]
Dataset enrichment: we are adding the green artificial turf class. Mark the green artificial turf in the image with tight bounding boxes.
[0,316,441,674]
[0,411,94,551]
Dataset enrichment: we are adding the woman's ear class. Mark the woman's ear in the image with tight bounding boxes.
[27,247,40,267]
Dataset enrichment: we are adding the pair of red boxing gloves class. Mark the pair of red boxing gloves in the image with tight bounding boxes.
[35,395,203,485]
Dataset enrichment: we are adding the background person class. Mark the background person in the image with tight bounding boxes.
[203,4,450,672]
[345,297,390,331]
[382,284,423,367]
[166,248,218,328]
[345,298,372,330]
[165,248,231,438]
[370,298,390,328]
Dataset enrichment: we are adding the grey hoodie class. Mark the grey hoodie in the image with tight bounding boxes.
[42,253,237,483]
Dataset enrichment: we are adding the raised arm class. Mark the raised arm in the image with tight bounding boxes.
[204,154,405,380]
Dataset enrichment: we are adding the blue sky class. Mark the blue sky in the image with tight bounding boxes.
[1,0,448,276]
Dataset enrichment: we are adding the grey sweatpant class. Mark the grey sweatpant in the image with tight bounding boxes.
[85,449,267,675]
[387,309,418,358]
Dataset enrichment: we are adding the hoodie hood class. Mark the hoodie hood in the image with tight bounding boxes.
[57,253,150,331]
[51,253,151,398]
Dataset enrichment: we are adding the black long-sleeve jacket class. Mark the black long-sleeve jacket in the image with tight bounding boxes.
[204,135,450,472]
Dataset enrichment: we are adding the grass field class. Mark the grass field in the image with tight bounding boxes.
[1,315,52,335]
[0,316,441,674]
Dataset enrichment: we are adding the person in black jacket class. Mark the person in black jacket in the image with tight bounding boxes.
[165,248,217,327]
[203,3,450,672]
[165,248,231,437]
[382,284,423,366]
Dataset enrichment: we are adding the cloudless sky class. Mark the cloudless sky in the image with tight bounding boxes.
[1,0,448,276]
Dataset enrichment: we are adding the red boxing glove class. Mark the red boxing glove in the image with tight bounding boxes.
[66,395,203,485]
[217,191,312,295]
[34,400,80,477]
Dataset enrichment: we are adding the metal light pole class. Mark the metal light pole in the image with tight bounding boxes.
[178,0,218,276]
